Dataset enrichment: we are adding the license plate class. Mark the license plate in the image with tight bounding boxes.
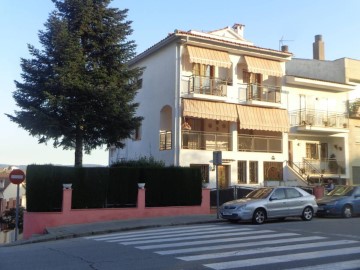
[222,211,231,216]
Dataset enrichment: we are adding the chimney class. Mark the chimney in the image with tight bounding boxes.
[281,45,289,52]
[232,23,245,38]
[313,34,325,60]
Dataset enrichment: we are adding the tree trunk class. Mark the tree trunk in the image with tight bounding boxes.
[74,128,83,167]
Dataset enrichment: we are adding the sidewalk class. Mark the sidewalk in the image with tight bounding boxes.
[3,213,224,247]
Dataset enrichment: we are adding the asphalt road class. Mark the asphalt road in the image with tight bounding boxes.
[1,217,360,270]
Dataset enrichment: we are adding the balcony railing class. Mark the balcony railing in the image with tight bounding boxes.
[159,131,172,150]
[185,75,228,97]
[239,83,281,103]
[293,159,346,175]
[238,134,282,153]
[182,130,231,151]
[289,109,349,128]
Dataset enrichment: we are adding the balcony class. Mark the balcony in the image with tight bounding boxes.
[289,109,349,132]
[239,83,281,105]
[183,75,229,97]
[238,134,282,153]
[182,130,231,151]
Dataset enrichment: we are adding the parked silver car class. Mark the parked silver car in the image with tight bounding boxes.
[220,187,318,224]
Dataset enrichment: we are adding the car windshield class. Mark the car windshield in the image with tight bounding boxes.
[327,186,354,196]
[246,188,273,199]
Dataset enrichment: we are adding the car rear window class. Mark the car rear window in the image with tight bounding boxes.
[286,188,303,199]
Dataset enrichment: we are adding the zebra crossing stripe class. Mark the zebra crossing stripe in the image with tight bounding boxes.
[136,232,298,250]
[156,236,326,255]
[87,227,245,242]
[85,224,222,240]
[118,229,274,245]
[105,227,252,243]
[204,246,360,270]
[283,259,360,270]
[178,239,359,261]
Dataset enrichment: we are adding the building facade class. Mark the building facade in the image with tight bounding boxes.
[109,24,292,188]
[285,36,360,185]
[109,26,360,188]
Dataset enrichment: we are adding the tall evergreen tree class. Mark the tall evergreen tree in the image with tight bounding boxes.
[7,0,143,166]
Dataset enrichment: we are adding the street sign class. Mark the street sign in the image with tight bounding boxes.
[9,169,26,185]
[213,151,222,165]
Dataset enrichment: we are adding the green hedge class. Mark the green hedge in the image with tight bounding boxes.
[26,165,202,212]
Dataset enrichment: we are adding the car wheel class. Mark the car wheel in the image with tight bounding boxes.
[301,206,313,221]
[342,205,353,218]
[252,209,266,224]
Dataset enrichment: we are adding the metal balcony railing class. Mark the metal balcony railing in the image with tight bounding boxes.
[185,75,229,97]
[238,134,282,153]
[182,130,231,151]
[239,83,281,103]
[289,109,349,128]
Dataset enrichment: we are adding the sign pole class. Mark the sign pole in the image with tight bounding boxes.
[15,184,20,241]
[216,164,219,219]
[8,169,26,242]
[213,151,222,219]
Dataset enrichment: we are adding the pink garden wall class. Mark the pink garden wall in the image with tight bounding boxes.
[23,187,211,239]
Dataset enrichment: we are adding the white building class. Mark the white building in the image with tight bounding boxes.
[109,24,292,188]
[285,35,360,185]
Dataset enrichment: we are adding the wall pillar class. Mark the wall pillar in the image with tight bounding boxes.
[137,188,145,209]
[62,186,72,213]
[201,188,211,213]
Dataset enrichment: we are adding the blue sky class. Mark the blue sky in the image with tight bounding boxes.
[1,0,360,166]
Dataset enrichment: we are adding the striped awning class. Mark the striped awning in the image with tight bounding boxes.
[183,99,238,122]
[244,56,283,77]
[187,46,232,68]
[237,105,289,132]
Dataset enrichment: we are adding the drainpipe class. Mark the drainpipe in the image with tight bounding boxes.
[174,42,181,166]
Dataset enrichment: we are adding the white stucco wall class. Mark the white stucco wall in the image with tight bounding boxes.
[110,42,178,165]
[286,58,346,83]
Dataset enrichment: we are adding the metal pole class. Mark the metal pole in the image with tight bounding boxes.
[15,184,20,241]
[216,165,219,219]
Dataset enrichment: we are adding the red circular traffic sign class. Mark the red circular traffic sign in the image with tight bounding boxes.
[9,169,26,185]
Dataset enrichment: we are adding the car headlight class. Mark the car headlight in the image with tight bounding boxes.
[235,204,247,210]
[326,201,339,206]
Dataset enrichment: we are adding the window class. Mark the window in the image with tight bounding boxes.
[132,125,142,141]
[306,143,318,159]
[193,63,215,77]
[264,162,283,181]
[159,131,172,150]
[190,164,209,183]
[286,188,302,199]
[237,161,247,184]
[320,143,328,160]
[249,161,258,184]
[271,189,286,200]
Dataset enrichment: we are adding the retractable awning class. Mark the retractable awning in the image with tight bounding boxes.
[183,99,237,122]
[237,105,289,132]
[244,56,283,77]
[187,46,232,68]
